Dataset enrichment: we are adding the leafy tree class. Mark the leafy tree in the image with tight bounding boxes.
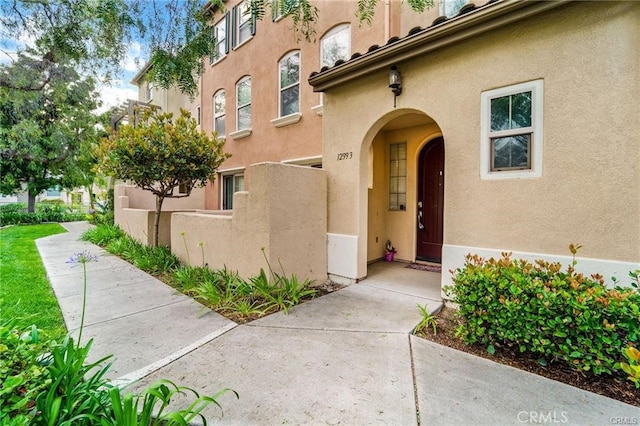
[1,0,434,100]
[60,111,113,213]
[97,108,230,246]
[0,0,140,89]
[0,55,101,212]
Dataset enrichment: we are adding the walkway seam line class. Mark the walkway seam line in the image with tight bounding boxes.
[409,335,421,426]
[67,299,192,330]
[246,323,414,334]
[110,322,238,388]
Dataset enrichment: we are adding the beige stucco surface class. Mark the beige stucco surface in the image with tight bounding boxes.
[172,162,327,283]
[113,185,206,247]
[114,185,205,211]
[321,2,640,279]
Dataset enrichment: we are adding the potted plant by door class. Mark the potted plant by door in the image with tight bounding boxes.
[384,240,397,262]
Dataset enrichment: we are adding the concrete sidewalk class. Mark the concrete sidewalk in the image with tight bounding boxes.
[37,222,639,425]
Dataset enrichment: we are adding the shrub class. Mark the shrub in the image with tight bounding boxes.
[446,248,640,375]
[0,203,86,226]
[0,318,51,424]
[81,224,125,246]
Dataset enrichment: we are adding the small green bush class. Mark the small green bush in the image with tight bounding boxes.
[0,203,86,226]
[81,224,125,247]
[446,248,640,375]
[0,319,51,424]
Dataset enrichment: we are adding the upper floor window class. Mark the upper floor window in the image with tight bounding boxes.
[233,0,255,48]
[321,24,350,68]
[271,0,284,21]
[213,89,226,137]
[236,76,251,131]
[440,0,466,17]
[210,15,229,64]
[279,51,300,117]
[146,83,153,102]
[480,79,543,179]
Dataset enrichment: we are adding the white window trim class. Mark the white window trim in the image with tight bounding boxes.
[272,0,284,22]
[320,24,350,69]
[211,17,227,65]
[278,51,300,118]
[147,83,153,102]
[311,104,323,116]
[234,0,253,50]
[236,76,251,131]
[270,112,302,127]
[229,128,252,139]
[213,89,226,138]
[480,79,543,180]
[220,170,245,210]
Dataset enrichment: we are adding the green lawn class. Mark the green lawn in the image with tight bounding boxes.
[0,224,67,339]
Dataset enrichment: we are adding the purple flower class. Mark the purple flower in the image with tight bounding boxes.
[66,250,99,266]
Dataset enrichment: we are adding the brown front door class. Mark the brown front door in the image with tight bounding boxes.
[416,137,444,262]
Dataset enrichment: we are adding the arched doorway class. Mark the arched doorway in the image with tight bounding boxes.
[416,137,445,263]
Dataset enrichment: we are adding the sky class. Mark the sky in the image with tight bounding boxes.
[97,43,143,113]
[0,25,144,114]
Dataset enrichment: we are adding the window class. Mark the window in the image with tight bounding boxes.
[210,15,229,64]
[46,185,61,197]
[222,173,244,210]
[389,142,407,211]
[480,80,543,179]
[279,51,300,117]
[321,25,350,68]
[233,0,255,48]
[195,106,201,126]
[236,77,251,130]
[213,90,225,137]
[440,0,466,17]
[146,83,153,102]
[271,0,283,21]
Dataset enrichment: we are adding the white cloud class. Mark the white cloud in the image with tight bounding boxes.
[122,42,143,72]
[95,82,139,114]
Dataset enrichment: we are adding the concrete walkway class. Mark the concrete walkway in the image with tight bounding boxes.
[37,222,639,425]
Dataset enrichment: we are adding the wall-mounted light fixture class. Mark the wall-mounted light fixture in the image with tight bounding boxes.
[389,65,402,108]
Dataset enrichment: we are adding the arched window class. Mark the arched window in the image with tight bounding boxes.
[278,51,300,117]
[213,89,225,136]
[321,24,350,68]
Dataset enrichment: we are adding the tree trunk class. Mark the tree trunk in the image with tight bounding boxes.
[153,195,165,247]
[27,190,36,213]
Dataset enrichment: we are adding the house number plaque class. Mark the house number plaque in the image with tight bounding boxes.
[337,152,353,161]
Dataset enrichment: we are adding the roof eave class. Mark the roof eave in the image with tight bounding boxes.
[130,61,153,85]
[308,0,568,92]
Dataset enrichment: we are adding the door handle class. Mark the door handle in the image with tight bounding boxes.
[417,202,424,230]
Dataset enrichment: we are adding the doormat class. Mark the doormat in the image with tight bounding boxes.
[405,263,441,273]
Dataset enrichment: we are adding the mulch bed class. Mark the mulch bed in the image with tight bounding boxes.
[415,306,639,407]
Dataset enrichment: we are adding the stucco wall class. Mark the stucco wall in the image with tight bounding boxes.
[172,162,327,283]
[113,185,206,247]
[115,208,173,247]
[321,2,640,281]
[114,185,205,211]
